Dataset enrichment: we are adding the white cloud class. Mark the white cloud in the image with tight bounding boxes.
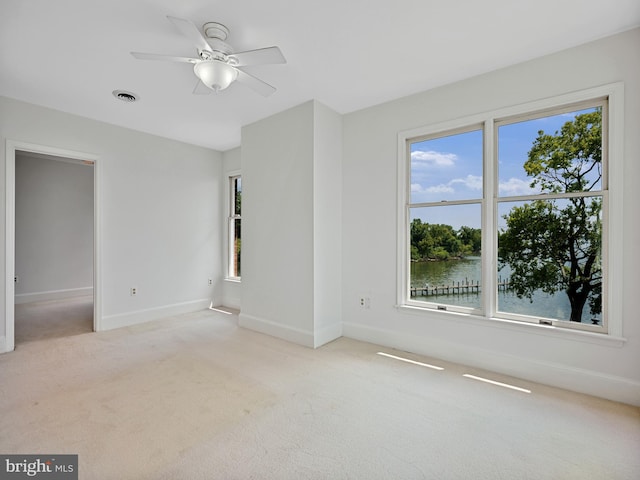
[412,175,479,197]
[498,177,538,196]
[411,150,457,168]
[450,174,482,190]
[411,183,454,194]
[426,184,455,194]
[414,176,540,198]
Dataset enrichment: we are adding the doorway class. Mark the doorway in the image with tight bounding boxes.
[4,141,101,352]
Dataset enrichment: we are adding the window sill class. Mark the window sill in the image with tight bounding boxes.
[395,304,627,348]
[224,277,241,284]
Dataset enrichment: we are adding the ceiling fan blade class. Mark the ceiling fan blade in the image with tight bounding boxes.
[235,69,276,97]
[231,46,286,67]
[131,52,199,63]
[167,16,211,53]
[192,80,212,95]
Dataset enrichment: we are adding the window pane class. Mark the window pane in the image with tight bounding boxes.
[497,197,602,324]
[233,177,242,215]
[498,107,602,197]
[410,129,483,203]
[232,218,241,277]
[409,204,481,309]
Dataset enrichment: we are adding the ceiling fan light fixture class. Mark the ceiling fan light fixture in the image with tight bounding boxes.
[194,60,238,92]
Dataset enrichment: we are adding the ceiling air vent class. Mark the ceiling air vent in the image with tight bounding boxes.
[112,90,139,102]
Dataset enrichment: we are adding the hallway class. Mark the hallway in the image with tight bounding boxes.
[14,295,93,345]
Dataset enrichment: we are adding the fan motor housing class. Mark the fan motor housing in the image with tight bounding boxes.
[203,22,229,40]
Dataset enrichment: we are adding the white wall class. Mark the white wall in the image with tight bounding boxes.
[341,28,640,405]
[312,102,343,346]
[15,153,93,303]
[1,96,223,347]
[239,100,343,347]
[240,101,316,345]
[222,147,241,309]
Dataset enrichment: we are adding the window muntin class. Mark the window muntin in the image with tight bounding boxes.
[228,175,241,279]
[400,90,615,335]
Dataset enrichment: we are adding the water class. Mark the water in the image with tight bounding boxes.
[410,256,601,324]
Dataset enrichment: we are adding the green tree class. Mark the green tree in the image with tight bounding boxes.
[498,110,602,323]
[235,187,242,214]
[430,224,460,257]
[410,219,480,261]
[410,219,429,260]
[458,226,481,255]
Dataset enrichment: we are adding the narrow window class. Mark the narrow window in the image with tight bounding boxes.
[229,175,241,279]
[408,127,483,312]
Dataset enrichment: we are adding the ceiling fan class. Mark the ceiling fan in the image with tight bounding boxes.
[131,16,286,97]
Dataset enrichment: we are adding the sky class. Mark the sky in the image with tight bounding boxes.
[409,107,598,229]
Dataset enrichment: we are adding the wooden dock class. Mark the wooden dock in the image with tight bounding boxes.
[410,278,511,297]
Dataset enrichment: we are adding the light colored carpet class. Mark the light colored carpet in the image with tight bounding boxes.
[14,295,93,343]
[1,297,639,479]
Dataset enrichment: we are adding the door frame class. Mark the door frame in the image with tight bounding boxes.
[4,140,102,352]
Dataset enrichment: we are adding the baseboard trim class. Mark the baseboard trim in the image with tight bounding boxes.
[314,322,343,348]
[0,335,10,354]
[222,299,241,310]
[15,287,93,304]
[239,313,315,347]
[101,299,211,331]
[343,321,640,407]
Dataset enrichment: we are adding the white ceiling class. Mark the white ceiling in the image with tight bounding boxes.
[1,0,639,152]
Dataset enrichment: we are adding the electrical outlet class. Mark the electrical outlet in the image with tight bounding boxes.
[208,278,213,286]
[130,287,137,296]
[14,276,18,283]
[359,296,370,309]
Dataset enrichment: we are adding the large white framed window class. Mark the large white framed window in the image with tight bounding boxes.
[227,173,241,280]
[397,84,624,338]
